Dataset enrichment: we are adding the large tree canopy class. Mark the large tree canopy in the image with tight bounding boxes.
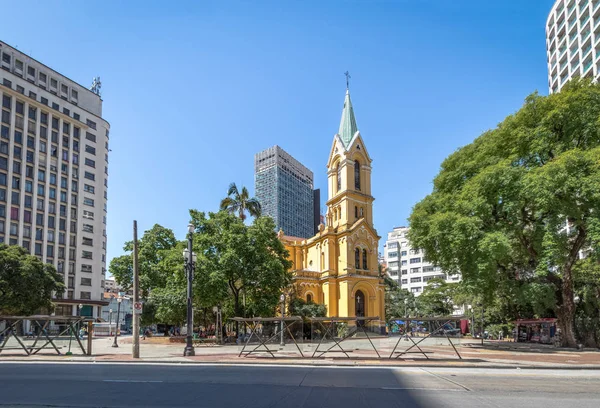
[408,80,600,347]
[190,210,293,326]
[109,224,178,297]
[0,245,65,315]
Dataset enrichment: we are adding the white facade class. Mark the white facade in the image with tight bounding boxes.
[546,0,600,93]
[0,41,109,317]
[384,226,460,296]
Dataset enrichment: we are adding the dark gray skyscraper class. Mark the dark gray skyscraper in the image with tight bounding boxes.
[254,145,315,238]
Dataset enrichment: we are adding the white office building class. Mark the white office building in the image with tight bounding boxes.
[0,40,109,318]
[384,226,460,295]
[546,0,600,93]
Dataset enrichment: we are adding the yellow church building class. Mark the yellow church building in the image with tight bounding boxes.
[280,88,385,330]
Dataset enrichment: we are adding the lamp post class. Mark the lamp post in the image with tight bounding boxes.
[479,302,484,345]
[112,298,122,348]
[279,293,285,347]
[467,305,474,338]
[108,309,113,336]
[183,223,196,357]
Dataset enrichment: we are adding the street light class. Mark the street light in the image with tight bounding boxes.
[112,297,122,348]
[279,294,285,347]
[108,309,113,335]
[183,223,196,357]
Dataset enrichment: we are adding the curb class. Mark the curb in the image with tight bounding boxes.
[2,357,600,370]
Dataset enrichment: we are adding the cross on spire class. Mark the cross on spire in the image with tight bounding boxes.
[344,71,351,89]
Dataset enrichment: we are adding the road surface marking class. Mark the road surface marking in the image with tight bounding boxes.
[103,380,163,383]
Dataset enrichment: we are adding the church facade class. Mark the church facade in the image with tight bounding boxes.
[280,88,385,330]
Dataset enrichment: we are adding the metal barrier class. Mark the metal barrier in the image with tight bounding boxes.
[0,315,94,356]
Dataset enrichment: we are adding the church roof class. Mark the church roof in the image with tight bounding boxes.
[338,89,358,147]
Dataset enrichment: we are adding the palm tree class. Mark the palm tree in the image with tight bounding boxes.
[220,182,261,221]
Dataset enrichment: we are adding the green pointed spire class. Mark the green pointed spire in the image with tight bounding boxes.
[338,89,358,147]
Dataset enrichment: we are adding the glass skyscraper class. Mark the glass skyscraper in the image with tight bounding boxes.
[254,145,316,238]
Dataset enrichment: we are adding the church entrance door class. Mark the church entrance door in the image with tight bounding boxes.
[355,290,365,327]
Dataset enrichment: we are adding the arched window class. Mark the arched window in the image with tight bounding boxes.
[362,249,368,270]
[336,163,342,192]
[355,248,360,269]
[354,160,361,191]
[321,252,325,271]
[307,293,313,303]
[355,206,358,219]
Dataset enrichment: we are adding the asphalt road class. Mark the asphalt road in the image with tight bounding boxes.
[0,363,599,407]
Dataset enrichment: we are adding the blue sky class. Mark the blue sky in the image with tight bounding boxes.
[1,0,554,268]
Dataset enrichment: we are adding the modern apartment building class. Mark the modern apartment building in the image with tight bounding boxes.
[546,0,600,93]
[384,226,460,295]
[254,145,317,238]
[0,41,109,318]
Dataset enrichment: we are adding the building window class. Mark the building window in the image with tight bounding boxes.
[83,197,94,207]
[388,251,398,258]
[81,264,92,273]
[84,184,94,193]
[401,260,407,266]
[85,158,95,168]
[354,160,361,190]
[86,119,96,130]
[336,163,341,192]
[84,171,95,181]
[390,270,398,276]
[410,267,420,274]
[409,257,421,264]
[85,132,96,142]
[423,266,435,272]
[401,250,407,256]
[81,277,92,286]
[80,291,91,300]
[362,249,368,270]
[355,248,360,269]
[401,269,408,275]
[306,293,313,303]
[82,237,93,246]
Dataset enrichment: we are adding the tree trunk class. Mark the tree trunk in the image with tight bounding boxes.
[234,295,240,337]
[558,266,577,348]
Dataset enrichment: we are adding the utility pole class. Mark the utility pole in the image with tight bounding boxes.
[132,220,140,358]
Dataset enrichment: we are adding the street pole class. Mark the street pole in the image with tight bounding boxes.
[108,309,113,335]
[183,223,196,356]
[481,304,484,345]
[112,298,121,348]
[132,220,140,358]
[280,294,285,347]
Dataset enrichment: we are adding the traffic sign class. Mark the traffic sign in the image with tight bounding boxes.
[133,302,143,315]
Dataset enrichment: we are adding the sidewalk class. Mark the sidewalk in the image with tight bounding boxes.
[1,336,599,369]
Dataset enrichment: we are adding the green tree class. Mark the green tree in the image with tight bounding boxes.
[219,182,261,221]
[109,224,178,297]
[0,244,65,315]
[383,275,415,321]
[288,297,327,318]
[416,278,456,317]
[190,210,293,334]
[408,80,600,347]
